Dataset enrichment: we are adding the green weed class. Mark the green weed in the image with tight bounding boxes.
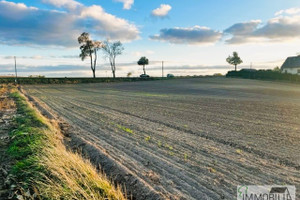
[157,141,162,147]
[145,136,151,142]
[116,124,134,134]
[184,153,188,161]
[164,144,173,151]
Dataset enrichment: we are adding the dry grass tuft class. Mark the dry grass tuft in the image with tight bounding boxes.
[0,85,15,110]
[37,128,126,200]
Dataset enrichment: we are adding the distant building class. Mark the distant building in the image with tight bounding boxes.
[281,56,300,75]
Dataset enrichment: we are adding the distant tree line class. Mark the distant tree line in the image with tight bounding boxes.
[226,69,300,83]
[0,77,164,84]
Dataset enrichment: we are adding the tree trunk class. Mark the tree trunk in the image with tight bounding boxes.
[90,52,95,78]
[235,64,237,71]
[92,69,96,78]
[143,65,146,74]
[93,50,97,78]
[113,58,116,78]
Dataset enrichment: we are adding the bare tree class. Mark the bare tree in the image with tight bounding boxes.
[102,40,124,78]
[78,32,103,78]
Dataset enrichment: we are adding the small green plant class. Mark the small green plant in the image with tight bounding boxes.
[236,149,243,154]
[145,136,151,142]
[184,153,188,161]
[157,141,162,147]
[164,144,173,151]
[212,160,217,166]
[209,167,217,173]
[116,124,134,134]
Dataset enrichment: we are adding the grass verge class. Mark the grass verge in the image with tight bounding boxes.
[8,90,125,200]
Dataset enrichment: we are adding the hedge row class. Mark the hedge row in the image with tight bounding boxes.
[226,70,300,83]
[0,77,166,84]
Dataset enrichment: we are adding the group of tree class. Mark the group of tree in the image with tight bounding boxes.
[78,32,124,78]
[79,32,245,78]
[79,32,152,78]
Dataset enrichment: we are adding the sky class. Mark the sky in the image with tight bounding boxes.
[1,0,300,77]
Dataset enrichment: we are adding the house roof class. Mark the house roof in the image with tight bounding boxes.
[281,56,300,69]
[270,187,288,194]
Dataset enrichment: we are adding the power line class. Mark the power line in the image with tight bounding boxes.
[14,56,18,84]
[162,61,164,78]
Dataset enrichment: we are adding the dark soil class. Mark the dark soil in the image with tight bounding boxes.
[0,98,16,199]
[24,77,300,199]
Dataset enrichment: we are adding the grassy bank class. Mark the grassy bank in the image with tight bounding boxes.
[8,90,125,199]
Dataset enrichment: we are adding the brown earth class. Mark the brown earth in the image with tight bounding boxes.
[23,77,300,199]
[0,87,16,200]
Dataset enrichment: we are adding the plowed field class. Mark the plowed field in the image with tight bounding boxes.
[24,78,300,199]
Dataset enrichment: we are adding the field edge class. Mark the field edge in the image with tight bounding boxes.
[19,86,167,200]
[8,87,126,200]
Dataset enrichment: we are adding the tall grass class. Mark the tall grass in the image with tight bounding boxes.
[9,90,126,200]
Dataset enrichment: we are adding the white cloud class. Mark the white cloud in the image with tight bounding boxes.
[224,14,300,44]
[275,7,300,16]
[79,5,139,40]
[145,50,155,55]
[114,0,134,10]
[42,0,82,10]
[224,20,261,35]
[0,0,139,47]
[152,4,172,17]
[150,26,222,45]
[151,6,300,46]
[132,50,155,57]
[3,55,44,60]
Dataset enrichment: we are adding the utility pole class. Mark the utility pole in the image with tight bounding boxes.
[162,61,164,78]
[14,56,18,84]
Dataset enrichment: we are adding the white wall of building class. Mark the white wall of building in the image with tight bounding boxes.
[282,68,300,75]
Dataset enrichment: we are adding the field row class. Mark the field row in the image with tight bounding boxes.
[24,78,300,199]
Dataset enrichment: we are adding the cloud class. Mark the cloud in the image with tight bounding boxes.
[1,55,79,59]
[79,5,139,40]
[42,0,82,10]
[0,0,139,47]
[224,14,300,44]
[224,20,261,36]
[132,50,155,57]
[114,0,134,10]
[275,7,300,16]
[150,26,222,45]
[224,8,300,44]
[152,4,172,18]
[0,64,89,73]
[254,15,300,38]
[146,65,230,71]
